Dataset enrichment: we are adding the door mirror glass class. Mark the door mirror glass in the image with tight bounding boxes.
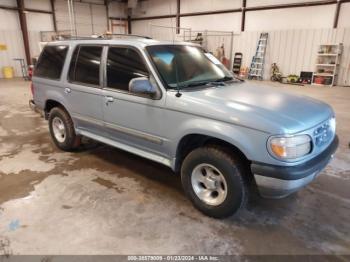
[129,77,157,96]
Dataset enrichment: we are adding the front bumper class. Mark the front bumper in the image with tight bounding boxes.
[251,135,339,198]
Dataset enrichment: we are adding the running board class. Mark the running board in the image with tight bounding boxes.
[76,129,173,168]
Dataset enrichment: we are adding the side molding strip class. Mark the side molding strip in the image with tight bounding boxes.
[72,113,164,145]
[76,129,172,168]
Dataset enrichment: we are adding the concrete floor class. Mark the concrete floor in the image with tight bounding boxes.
[0,78,349,256]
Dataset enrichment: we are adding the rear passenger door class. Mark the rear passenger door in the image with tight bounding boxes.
[64,45,105,136]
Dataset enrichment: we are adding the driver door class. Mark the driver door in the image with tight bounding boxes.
[102,46,169,161]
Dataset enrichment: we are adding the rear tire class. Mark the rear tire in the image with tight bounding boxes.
[181,146,247,218]
[48,107,80,151]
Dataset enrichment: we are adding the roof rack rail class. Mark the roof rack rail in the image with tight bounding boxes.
[55,36,104,40]
[105,33,152,39]
[55,34,152,41]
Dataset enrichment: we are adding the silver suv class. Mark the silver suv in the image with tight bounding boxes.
[30,37,338,218]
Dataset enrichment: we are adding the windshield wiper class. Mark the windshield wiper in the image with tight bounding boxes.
[213,76,234,82]
[181,81,213,88]
[170,78,230,90]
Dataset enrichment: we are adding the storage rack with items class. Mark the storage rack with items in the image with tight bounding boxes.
[312,43,343,86]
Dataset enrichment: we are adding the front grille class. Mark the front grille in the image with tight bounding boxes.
[313,118,335,147]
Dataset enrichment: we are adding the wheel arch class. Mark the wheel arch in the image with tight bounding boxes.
[44,95,69,120]
[174,133,251,173]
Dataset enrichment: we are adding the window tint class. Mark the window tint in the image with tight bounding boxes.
[106,47,149,91]
[35,45,68,80]
[68,45,102,86]
[146,45,232,89]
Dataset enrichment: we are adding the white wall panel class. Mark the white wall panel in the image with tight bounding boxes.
[74,2,94,35]
[0,9,20,30]
[92,4,107,34]
[55,0,107,36]
[27,12,53,31]
[338,3,350,28]
[0,0,16,7]
[132,18,176,40]
[245,6,335,31]
[232,28,350,86]
[108,1,126,18]
[134,0,177,18]
[0,30,26,77]
[24,0,51,11]
[180,0,241,13]
[181,13,241,32]
[55,0,71,31]
[28,31,43,58]
[26,12,54,57]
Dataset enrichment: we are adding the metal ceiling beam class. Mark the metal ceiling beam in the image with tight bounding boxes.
[0,5,18,11]
[176,0,180,34]
[0,5,53,14]
[16,0,31,65]
[333,0,341,28]
[180,8,241,18]
[109,16,128,21]
[127,15,132,34]
[50,0,57,31]
[241,0,246,32]
[245,0,337,11]
[105,0,110,31]
[129,0,348,22]
[25,8,53,14]
[131,14,176,21]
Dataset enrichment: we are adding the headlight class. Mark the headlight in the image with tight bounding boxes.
[269,135,312,160]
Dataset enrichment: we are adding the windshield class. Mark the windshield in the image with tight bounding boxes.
[146,45,234,89]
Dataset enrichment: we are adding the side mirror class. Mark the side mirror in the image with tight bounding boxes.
[129,77,157,96]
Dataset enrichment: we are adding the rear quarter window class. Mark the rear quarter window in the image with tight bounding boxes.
[35,45,68,80]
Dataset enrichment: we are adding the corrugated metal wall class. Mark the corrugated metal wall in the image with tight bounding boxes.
[55,0,107,36]
[0,7,25,78]
[0,30,26,78]
[233,28,350,86]
[0,0,108,78]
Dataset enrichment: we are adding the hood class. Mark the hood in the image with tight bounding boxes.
[167,82,334,134]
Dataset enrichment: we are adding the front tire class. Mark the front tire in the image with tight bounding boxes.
[48,107,80,151]
[181,146,247,218]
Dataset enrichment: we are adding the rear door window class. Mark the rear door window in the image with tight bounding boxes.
[35,45,68,80]
[68,45,103,86]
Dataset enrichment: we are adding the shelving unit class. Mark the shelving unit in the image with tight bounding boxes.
[232,52,242,75]
[312,43,343,86]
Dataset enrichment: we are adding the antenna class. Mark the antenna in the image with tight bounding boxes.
[174,51,182,98]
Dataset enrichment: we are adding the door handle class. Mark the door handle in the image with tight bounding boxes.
[64,88,71,94]
[105,96,114,105]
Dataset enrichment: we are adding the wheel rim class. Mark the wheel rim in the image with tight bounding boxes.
[191,163,228,206]
[52,117,66,143]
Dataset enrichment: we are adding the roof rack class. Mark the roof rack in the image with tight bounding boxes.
[107,33,152,39]
[55,34,152,41]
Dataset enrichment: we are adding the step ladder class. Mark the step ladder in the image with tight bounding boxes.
[232,52,242,75]
[13,58,30,81]
[248,33,268,80]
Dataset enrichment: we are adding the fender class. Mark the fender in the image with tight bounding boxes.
[44,89,71,113]
[170,117,271,168]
